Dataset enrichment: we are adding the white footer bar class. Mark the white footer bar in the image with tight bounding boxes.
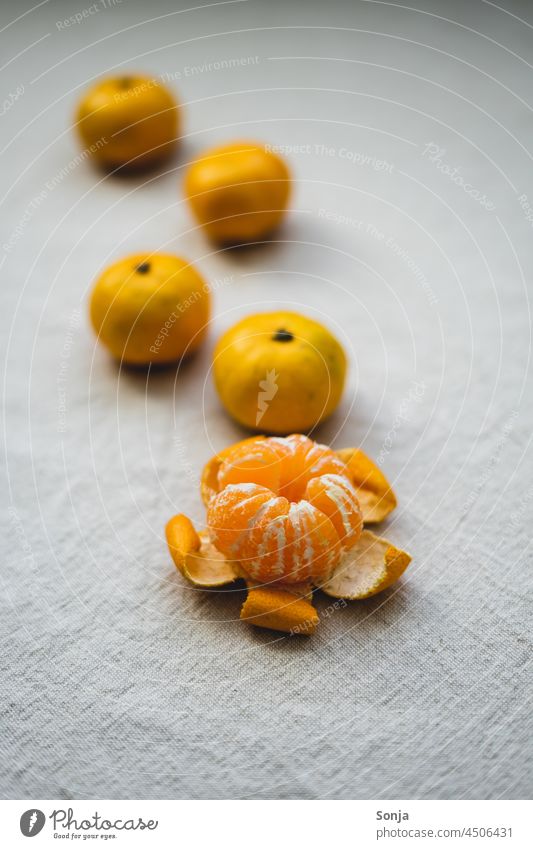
[1,799,530,848]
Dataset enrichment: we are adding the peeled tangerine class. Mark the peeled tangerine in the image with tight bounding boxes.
[166,434,411,636]
[207,435,362,585]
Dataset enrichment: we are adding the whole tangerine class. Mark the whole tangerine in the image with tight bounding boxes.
[89,253,210,365]
[184,141,290,243]
[75,74,178,171]
[213,311,347,434]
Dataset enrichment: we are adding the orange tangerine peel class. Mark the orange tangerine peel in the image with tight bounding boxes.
[322,530,411,600]
[336,447,397,523]
[166,435,411,635]
[165,514,240,587]
[241,585,319,635]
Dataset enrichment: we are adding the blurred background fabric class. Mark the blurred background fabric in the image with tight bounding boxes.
[1,0,532,799]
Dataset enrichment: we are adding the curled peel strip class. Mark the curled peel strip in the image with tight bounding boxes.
[321,530,411,600]
[165,514,240,587]
[241,585,319,635]
[335,447,397,524]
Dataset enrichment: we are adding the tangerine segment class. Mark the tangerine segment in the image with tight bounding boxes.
[277,435,352,501]
[322,530,411,599]
[305,474,363,549]
[336,447,397,523]
[207,483,289,553]
[165,514,239,587]
[240,501,341,584]
[217,439,285,494]
[200,436,263,505]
